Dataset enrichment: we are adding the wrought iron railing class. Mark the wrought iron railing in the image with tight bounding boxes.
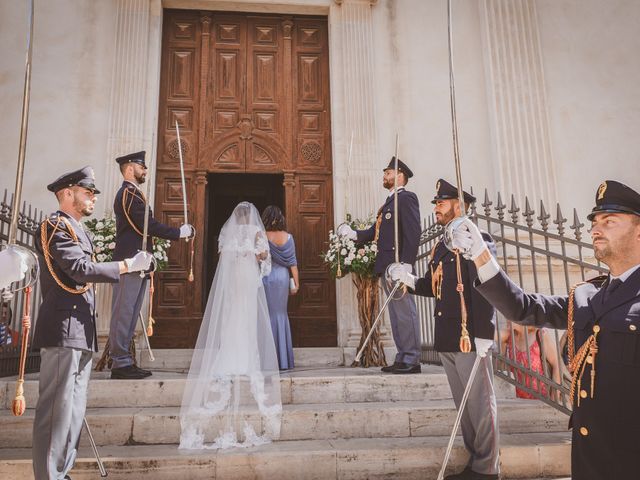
[0,189,43,377]
[416,188,606,415]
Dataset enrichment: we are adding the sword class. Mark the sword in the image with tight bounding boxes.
[10,0,39,419]
[83,418,108,477]
[4,0,39,291]
[443,0,468,250]
[175,120,195,282]
[336,131,354,279]
[136,135,156,361]
[437,2,480,476]
[436,355,481,480]
[355,134,405,363]
[175,120,188,233]
[138,312,155,361]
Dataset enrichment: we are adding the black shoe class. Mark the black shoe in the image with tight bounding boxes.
[134,365,152,377]
[111,365,149,379]
[381,362,401,373]
[392,362,421,374]
[445,466,472,480]
[468,471,499,480]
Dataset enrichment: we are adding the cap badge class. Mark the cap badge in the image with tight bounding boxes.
[597,182,607,200]
[436,181,441,193]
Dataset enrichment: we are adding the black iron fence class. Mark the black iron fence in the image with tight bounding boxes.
[416,188,606,415]
[0,189,43,377]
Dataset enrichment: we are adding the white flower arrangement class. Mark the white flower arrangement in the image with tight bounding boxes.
[323,214,377,279]
[84,214,171,270]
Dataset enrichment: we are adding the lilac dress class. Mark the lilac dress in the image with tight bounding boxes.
[262,234,297,370]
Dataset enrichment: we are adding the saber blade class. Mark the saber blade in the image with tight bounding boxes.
[447,0,465,214]
[141,149,153,253]
[8,0,34,246]
[393,133,400,264]
[175,121,188,227]
[437,355,482,480]
[354,281,401,363]
[83,418,108,477]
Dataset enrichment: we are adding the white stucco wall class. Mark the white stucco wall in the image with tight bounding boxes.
[372,0,496,218]
[2,0,638,220]
[0,0,117,214]
[536,0,640,217]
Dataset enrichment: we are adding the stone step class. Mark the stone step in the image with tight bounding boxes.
[0,433,571,480]
[135,348,349,371]
[0,398,567,448]
[0,366,518,410]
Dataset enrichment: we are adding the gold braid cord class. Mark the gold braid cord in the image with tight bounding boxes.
[122,187,146,237]
[430,242,443,300]
[567,279,605,406]
[40,217,90,295]
[454,250,472,352]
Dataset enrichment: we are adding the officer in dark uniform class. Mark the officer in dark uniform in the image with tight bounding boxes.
[338,157,422,373]
[454,180,640,480]
[110,151,193,379]
[32,167,151,480]
[390,179,500,480]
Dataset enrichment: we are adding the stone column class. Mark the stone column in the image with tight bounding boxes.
[96,0,163,338]
[332,0,392,350]
[480,0,558,207]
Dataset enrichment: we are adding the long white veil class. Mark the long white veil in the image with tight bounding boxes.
[179,202,281,449]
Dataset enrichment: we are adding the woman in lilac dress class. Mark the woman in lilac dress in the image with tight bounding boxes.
[261,206,299,370]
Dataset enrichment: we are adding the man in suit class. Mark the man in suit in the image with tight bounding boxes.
[32,167,151,480]
[110,151,193,379]
[451,180,640,480]
[390,179,500,480]
[338,157,422,373]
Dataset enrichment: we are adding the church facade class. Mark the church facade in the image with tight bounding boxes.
[1,0,638,350]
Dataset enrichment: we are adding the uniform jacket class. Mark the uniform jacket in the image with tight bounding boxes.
[475,267,640,480]
[356,188,421,275]
[113,181,180,261]
[33,211,121,352]
[412,232,497,352]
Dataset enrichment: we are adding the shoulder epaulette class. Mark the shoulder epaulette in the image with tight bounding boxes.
[584,274,608,289]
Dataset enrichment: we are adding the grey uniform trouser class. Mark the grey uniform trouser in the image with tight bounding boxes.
[109,272,147,368]
[32,347,92,480]
[382,279,421,365]
[439,351,500,475]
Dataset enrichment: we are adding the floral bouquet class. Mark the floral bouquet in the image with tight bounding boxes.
[324,214,386,367]
[84,214,171,271]
[324,214,378,279]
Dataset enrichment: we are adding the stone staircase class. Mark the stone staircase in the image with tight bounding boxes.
[0,349,572,479]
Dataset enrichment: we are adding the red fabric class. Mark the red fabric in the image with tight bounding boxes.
[506,332,548,399]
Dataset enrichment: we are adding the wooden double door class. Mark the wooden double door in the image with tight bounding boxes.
[151,10,336,347]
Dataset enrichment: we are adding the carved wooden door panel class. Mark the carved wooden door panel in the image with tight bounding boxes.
[154,10,335,348]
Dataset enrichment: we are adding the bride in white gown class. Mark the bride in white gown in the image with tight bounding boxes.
[179,202,282,449]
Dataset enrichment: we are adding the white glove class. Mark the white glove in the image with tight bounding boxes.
[179,224,195,239]
[474,338,494,358]
[336,223,357,240]
[387,262,417,289]
[451,218,487,260]
[0,246,30,291]
[124,251,153,272]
